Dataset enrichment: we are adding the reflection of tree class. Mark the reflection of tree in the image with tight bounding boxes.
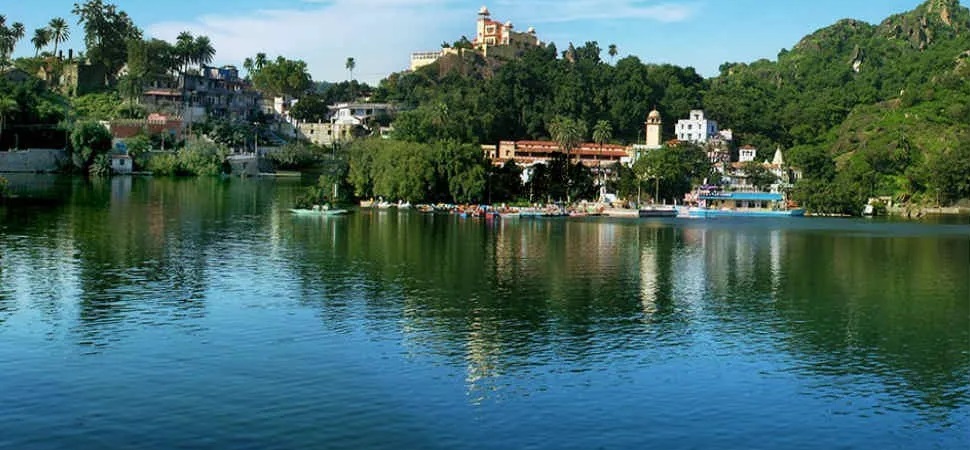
[278,208,690,402]
[695,225,970,422]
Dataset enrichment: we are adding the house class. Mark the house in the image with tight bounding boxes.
[295,103,396,146]
[110,153,133,174]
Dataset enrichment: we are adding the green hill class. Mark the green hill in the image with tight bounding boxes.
[374,0,970,213]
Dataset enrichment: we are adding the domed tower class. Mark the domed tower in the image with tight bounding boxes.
[645,108,662,149]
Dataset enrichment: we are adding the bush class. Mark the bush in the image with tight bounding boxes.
[268,142,327,170]
[69,121,113,173]
[144,141,230,177]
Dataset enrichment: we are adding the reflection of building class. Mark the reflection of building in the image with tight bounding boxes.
[482,140,632,167]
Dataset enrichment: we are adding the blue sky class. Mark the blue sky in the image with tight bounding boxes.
[7,0,928,83]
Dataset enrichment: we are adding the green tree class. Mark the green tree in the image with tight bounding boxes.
[175,31,194,73]
[0,96,18,148]
[69,120,113,172]
[252,56,312,98]
[48,17,70,58]
[548,115,587,202]
[345,57,355,81]
[0,19,26,66]
[592,119,613,163]
[740,161,777,191]
[608,43,618,63]
[192,35,215,70]
[31,28,51,57]
[72,0,142,82]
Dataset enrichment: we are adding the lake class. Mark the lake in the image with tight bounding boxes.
[1,176,968,449]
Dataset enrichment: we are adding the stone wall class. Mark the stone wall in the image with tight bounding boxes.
[0,149,68,173]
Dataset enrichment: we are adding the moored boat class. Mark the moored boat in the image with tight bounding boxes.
[683,191,804,218]
[290,205,349,216]
[638,205,678,218]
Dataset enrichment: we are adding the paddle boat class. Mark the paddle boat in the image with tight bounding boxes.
[290,204,349,216]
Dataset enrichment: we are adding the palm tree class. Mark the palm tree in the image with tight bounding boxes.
[47,17,69,58]
[192,35,215,70]
[592,119,613,164]
[254,52,267,71]
[345,57,356,81]
[0,96,18,150]
[608,44,618,64]
[31,28,50,57]
[175,31,194,73]
[548,116,588,203]
[243,57,254,77]
[10,22,24,42]
[346,57,356,100]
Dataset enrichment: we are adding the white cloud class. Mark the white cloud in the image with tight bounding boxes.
[146,0,697,84]
[148,0,466,84]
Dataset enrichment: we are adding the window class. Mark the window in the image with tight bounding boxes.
[688,124,693,130]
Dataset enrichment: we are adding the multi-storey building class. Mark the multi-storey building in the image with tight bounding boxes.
[675,110,719,144]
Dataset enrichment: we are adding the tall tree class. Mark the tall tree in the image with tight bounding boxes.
[0,19,26,66]
[254,52,267,71]
[346,57,356,99]
[31,28,51,57]
[608,43,618,63]
[243,57,254,78]
[592,119,613,156]
[48,17,70,58]
[0,96,18,149]
[345,57,355,81]
[72,0,141,81]
[175,31,194,73]
[192,35,215,70]
[548,115,587,202]
[251,56,312,98]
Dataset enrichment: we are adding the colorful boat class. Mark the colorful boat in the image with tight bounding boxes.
[683,192,804,218]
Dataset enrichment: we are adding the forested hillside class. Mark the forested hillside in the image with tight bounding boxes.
[373,0,970,212]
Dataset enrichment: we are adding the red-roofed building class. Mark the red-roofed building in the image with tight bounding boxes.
[483,140,632,167]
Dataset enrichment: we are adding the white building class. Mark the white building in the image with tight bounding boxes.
[330,103,395,127]
[410,51,444,71]
[739,145,757,162]
[675,110,718,144]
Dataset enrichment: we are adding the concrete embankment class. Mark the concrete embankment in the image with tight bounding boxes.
[0,149,68,173]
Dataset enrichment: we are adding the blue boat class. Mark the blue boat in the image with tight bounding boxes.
[683,192,805,218]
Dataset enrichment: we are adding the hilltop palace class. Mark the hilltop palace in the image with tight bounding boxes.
[409,6,542,71]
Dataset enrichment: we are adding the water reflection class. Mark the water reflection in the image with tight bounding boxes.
[0,177,967,443]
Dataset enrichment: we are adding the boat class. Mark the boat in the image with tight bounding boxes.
[397,200,412,209]
[683,191,804,218]
[359,199,375,208]
[638,205,678,218]
[290,205,349,216]
[416,204,435,213]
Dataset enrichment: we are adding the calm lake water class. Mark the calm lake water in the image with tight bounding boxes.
[1,176,968,449]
